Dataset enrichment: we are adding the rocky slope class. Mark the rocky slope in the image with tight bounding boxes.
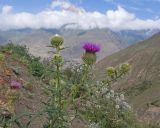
[0,47,46,127]
[95,33,160,124]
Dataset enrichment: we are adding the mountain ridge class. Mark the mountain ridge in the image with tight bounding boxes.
[0,28,157,61]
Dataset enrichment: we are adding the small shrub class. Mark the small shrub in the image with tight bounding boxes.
[30,58,44,77]
[3,43,31,60]
[19,56,30,66]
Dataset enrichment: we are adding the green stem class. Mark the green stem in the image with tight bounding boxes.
[81,65,90,85]
[50,47,62,127]
[103,72,125,89]
[74,64,91,115]
[56,49,61,109]
[57,63,61,109]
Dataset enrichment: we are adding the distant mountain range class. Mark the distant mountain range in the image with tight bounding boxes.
[0,28,159,61]
[95,33,160,124]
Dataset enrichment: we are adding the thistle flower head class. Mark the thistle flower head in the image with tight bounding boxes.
[51,34,64,48]
[10,80,22,89]
[82,42,100,53]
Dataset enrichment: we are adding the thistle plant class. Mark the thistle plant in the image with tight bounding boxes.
[5,80,22,114]
[67,42,142,128]
[41,34,69,128]
[0,80,22,128]
[0,37,146,128]
[10,80,22,89]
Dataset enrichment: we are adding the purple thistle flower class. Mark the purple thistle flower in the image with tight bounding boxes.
[10,80,22,89]
[82,42,100,53]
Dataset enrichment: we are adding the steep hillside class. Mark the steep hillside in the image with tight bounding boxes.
[0,42,158,128]
[0,28,155,61]
[95,33,160,124]
[0,45,46,127]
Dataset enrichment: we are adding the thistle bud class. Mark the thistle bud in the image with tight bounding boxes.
[50,34,64,48]
[120,63,130,73]
[82,52,96,65]
[52,54,63,64]
[106,67,115,78]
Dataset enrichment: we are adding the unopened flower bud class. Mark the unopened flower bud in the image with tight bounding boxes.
[51,34,64,48]
[52,54,63,64]
[82,52,96,65]
[120,63,130,73]
[106,67,115,78]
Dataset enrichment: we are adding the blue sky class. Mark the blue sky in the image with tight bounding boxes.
[75,0,160,19]
[0,0,159,19]
[0,0,160,30]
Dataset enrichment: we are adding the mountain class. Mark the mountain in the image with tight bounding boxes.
[116,29,159,45]
[0,28,157,61]
[60,28,128,60]
[95,33,160,124]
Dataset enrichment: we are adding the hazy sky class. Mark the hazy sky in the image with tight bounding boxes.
[0,0,160,30]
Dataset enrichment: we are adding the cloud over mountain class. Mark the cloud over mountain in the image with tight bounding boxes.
[0,0,159,30]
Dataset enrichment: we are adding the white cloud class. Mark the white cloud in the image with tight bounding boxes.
[51,0,71,9]
[0,1,159,31]
[2,5,12,14]
[51,0,85,13]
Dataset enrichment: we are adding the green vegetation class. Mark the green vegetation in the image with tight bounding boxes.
[0,34,159,128]
[0,43,45,77]
[30,57,44,77]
